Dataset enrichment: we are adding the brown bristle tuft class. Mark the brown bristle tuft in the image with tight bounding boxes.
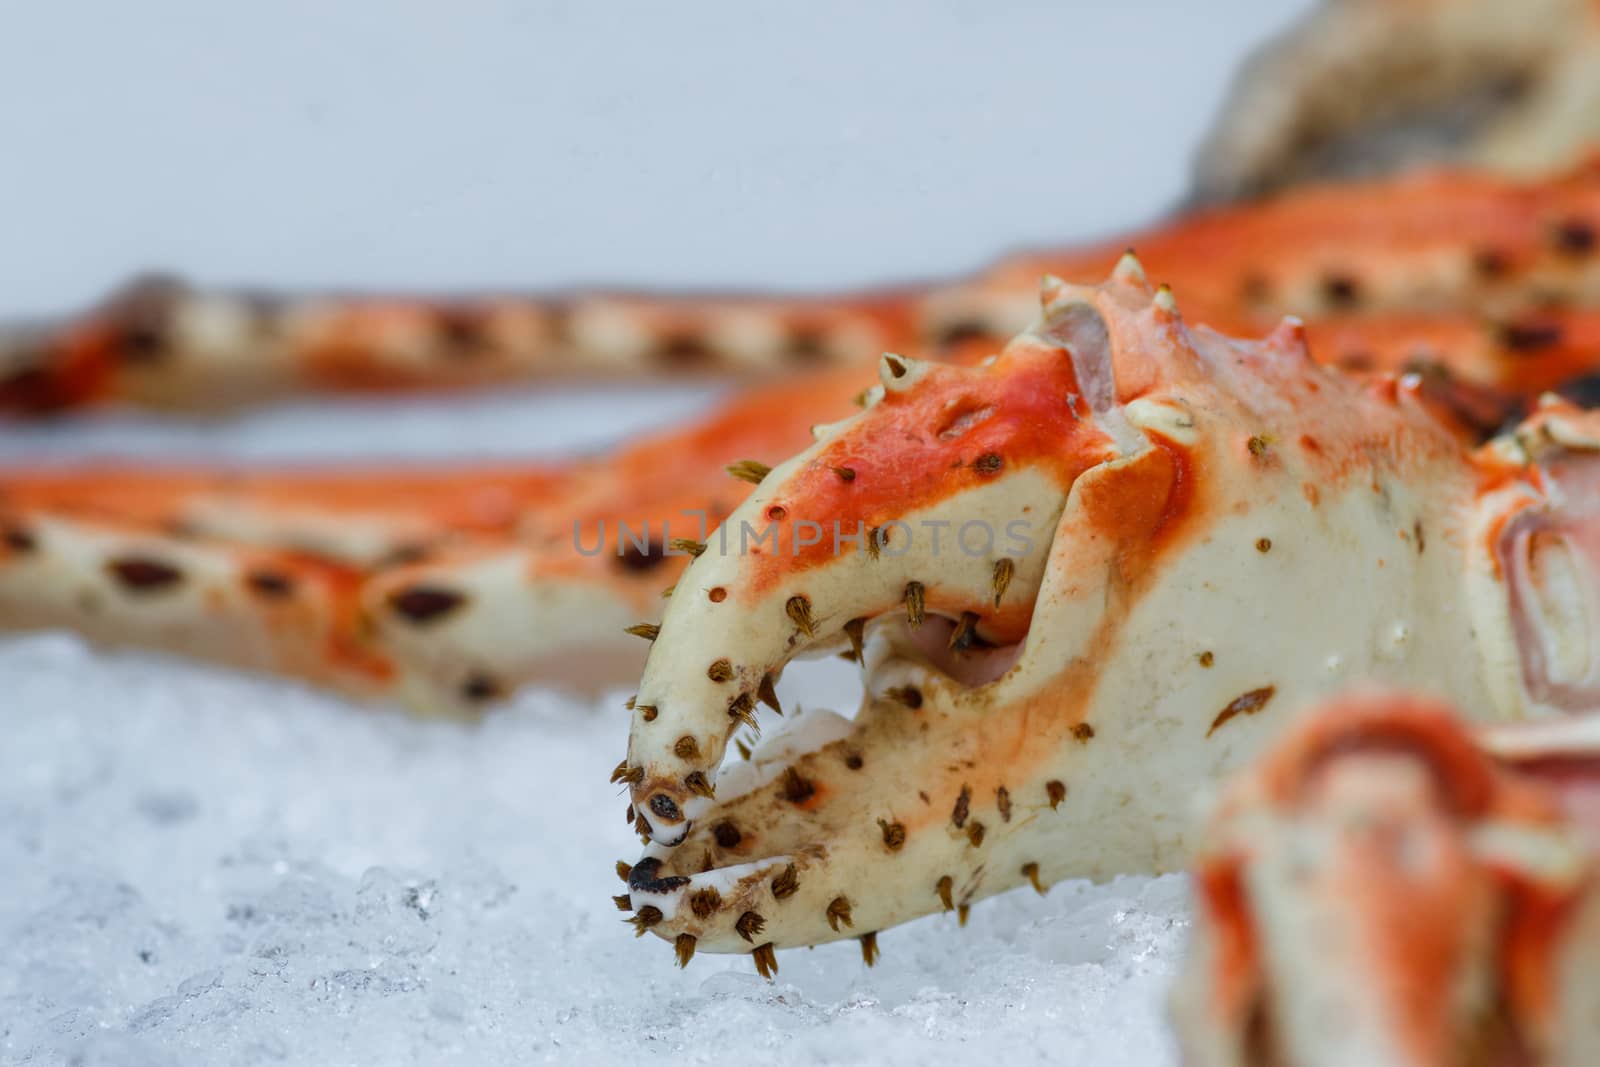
[771,864,800,899]
[726,460,772,485]
[860,932,879,967]
[624,622,661,641]
[785,595,816,637]
[616,860,633,882]
[671,538,707,559]
[688,887,723,919]
[625,806,635,825]
[826,896,854,932]
[843,617,866,663]
[674,933,697,968]
[674,735,700,760]
[752,941,779,979]
[948,611,980,651]
[936,875,954,912]
[958,904,970,927]
[903,581,925,626]
[991,558,1015,607]
[735,910,766,943]
[613,894,633,912]
[1022,862,1046,895]
[628,905,663,936]
[735,738,754,761]
[624,695,636,710]
[728,692,758,729]
[684,771,716,799]
[757,672,783,715]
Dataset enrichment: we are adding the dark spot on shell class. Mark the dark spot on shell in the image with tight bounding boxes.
[627,857,691,895]
[674,735,700,760]
[934,319,994,349]
[996,786,1012,823]
[882,354,908,378]
[245,569,295,599]
[1198,650,1215,668]
[649,793,682,822]
[973,453,1003,475]
[1046,781,1067,809]
[1207,685,1278,737]
[886,685,923,709]
[655,331,715,366]
[966,821,986,847]
[460,673,501,703]
[616,536,668,573]
[1553,219,1596,257]
[844,753,864,770]
[713,821,742,849]
[708,586,727,603]
[106,556,184,592]
[1256,537,1272,553]
[435,308,492,355]
[951,785,971,829]
[388,585,466,624]
[781,768,815,806]
[707,658,733,683]
[879,819,906,851]
[785,327,828,364]
[1496,319,1564,353]
[1071,723,1095,741]
[766,504,788,522]
[1239,273,1270,305]
[3,525,37,553]
[1320,273,1361,308]
[1414,520,1426,554]
[1473,248,1511,279]
[1339,350,1375,373]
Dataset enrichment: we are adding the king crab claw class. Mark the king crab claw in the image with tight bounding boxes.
[617,258,1600,968]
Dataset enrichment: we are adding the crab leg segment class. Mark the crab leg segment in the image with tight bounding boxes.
[1173,690,1600,1067]
[619,263,1557,963]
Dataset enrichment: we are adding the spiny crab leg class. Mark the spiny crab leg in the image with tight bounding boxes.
[1173,689,1600,1067]
[618,258,1600,971]
[3,164,1597,414]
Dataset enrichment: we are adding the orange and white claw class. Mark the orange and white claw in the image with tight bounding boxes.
[620,262,1563,965]
[1172,690,1600,1067]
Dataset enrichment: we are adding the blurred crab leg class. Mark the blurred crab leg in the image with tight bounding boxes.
[1172,689,1600,1067]
[1190,0,1600,202]
[0,511,403,701]
[5,165,1598,414]
[0,275,917,413]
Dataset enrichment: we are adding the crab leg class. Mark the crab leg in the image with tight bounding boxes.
[1172,688,1600,1067]
[1191,0,1600,202]
[4,164,1597,414]
[616,261,1600,968]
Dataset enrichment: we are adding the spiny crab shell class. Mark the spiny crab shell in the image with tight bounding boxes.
[616,259,1595,967]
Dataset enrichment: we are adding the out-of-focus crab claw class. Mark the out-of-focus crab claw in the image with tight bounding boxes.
[616,261,1552,969]
[1173,689,1600,1067]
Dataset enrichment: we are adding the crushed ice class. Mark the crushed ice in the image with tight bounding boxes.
[0,635,1188,1065]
